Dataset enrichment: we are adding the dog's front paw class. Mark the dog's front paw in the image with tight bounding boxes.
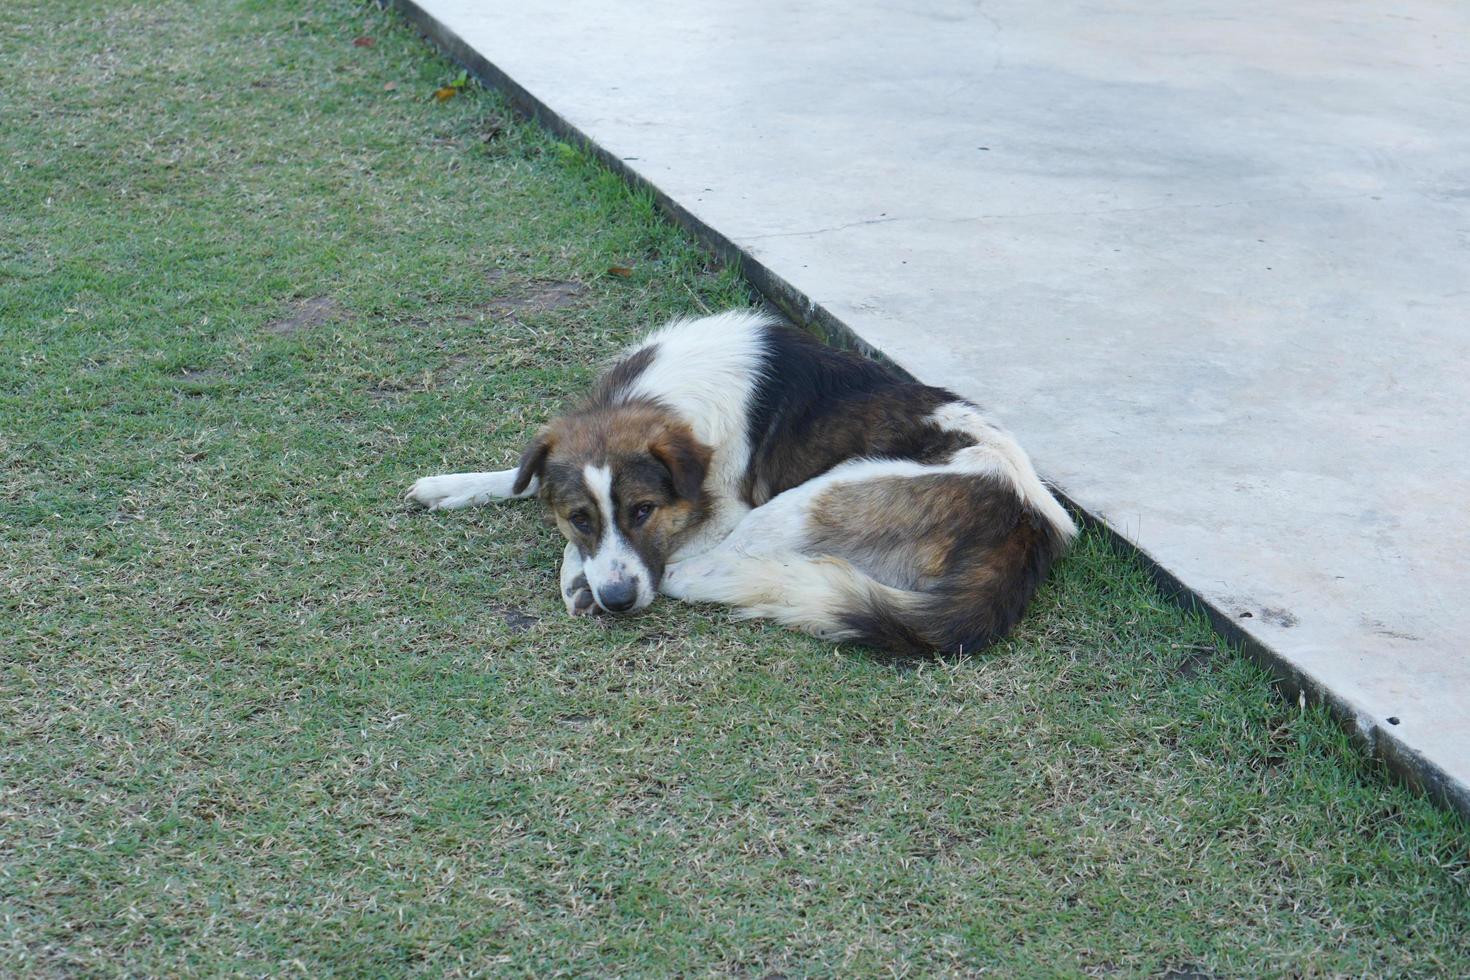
[659,560,697,600]
[564,574,597,617]
[405,475,476,511]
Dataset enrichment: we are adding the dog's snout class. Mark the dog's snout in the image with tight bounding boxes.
[597,580,639,613]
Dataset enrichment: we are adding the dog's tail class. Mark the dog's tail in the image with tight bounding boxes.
[717,515,1061,656]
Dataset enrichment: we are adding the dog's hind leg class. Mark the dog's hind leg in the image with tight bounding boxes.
[661,480,918,643]
[404,469,539,510]
[662,546,918,645]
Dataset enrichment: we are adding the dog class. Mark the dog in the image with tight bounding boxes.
[407,309,1075,655]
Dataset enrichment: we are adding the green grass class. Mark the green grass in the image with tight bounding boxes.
[1,1,1466,975]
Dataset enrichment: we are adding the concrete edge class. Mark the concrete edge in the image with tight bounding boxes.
[390,0,1470,823]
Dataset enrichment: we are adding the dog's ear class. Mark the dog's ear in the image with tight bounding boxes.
[649,425,712,502]
[511,428,555,495]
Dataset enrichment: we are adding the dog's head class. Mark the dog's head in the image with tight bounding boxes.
[513,401,713,613]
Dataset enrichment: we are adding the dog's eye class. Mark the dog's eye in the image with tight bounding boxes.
[569,511,593,534]
[631,502,655,526]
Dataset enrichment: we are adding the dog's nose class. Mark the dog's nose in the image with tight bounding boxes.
[597,580,638,613]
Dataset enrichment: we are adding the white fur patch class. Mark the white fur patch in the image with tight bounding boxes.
[405,469,538,510]
[583,462,614,518]
[927,401,1076,541]
[615,309,775,550]
[665,552,915,642]
[580,463,655,611]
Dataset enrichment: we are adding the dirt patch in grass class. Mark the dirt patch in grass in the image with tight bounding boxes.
[483,278,585,317]
[173,365,225,397]
[266,296,343,336]
[366,382,419,401]
[498,607,540,632]
[1173,643,1216,679]
[1161,966,1215,980]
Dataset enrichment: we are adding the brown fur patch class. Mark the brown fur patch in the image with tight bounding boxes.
[517,400,714,579]
[808,474,1035,587]
[540,401,703,467]
[806,473,1063,654]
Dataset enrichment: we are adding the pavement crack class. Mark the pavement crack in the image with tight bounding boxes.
[744,215,906,241]
[740,192,1382,241]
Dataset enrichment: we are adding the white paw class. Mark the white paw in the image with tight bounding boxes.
[660,560,708,600]
[405,475,480,510]
[564,575,597,617]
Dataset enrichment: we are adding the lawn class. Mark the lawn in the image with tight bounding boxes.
[2,0,1467,975]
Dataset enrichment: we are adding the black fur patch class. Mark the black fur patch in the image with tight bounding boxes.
[742,327,973,504]
[590,343,657,406]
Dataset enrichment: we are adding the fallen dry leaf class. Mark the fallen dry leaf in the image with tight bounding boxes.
[352,36,375,48]
[606,266,634,278]
[383,81,398,91]
[433,86,457,102]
